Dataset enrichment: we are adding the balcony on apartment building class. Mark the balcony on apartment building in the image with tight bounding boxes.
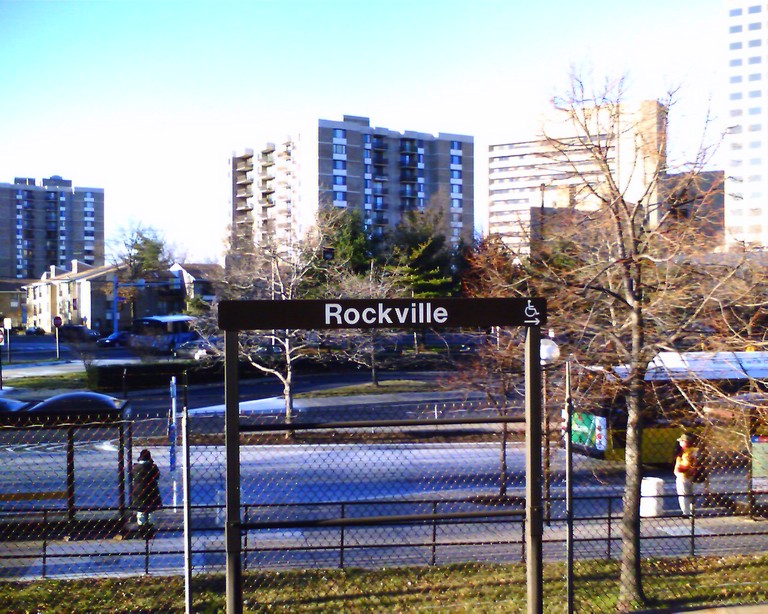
[260,181,275,195]
[400,170,419,183]
[399,154,418,168]
[371,138,387,150]
[235,171,253,185]
[400,140,418,154]
[369,212,389,226]
[236,186,253,199]
[235,156,254,172]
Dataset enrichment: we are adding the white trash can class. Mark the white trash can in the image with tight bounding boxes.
[640,477,664,517]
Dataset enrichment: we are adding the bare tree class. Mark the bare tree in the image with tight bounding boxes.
[465,72,735,609]
[532,74,728,610]
[212,225,335,423]
[323,260,408,385]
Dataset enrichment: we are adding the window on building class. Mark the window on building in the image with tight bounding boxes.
[749,73,762,81]
[333,175,346,185]
[749,39,762,47]
[451,184,461,193]
[731,58,744,66]
[731,75,744,83]
[450,140,461,150]
[333,144,346,154]
[731,92,744,100]
[333,159,347,170]
[732,109,745,116]
[450,155,461,165]
[731,25,743,33]
[750,124,763,131]
[333,128,346,139]
[749,5,762,13]
[451,169,462,179]
[750,56,762,64]
[749,22,762,30]
[731,42,743,50]
[749,90,762,97]
[334,191,346,202]
[730,8,743,16]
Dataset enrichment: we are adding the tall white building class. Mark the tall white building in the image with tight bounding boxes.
[487,101,667,254]
[726,1,768,249]
[231,115,474,253]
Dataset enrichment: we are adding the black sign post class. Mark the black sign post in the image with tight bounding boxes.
[218,298,546,614]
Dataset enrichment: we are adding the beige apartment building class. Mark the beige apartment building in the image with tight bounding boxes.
[231,115,474,254]
[0,176,104,279]
[487,101,669,254]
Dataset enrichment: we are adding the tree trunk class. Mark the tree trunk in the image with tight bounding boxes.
[283,339,294,424]
[618,303,647,610]
[371,350,379,386]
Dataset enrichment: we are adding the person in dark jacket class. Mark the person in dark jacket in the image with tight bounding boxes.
[132,449,162,526]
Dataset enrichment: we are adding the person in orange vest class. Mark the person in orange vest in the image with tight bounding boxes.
[674,433,697,516]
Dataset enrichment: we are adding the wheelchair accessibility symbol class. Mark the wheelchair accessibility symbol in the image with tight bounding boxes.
[523,300,541,325]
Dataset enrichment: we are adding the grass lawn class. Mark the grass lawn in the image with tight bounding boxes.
[2,557,768,613]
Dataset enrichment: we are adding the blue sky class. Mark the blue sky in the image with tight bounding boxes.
[0,0,724,263]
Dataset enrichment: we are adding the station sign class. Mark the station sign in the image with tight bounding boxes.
[218,297,546,331]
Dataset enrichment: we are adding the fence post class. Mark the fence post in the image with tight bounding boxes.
[340,503,345,569]
[42,510,48,579]
[66,427,75,520]
[431,501,438,566]
[144,534,150,575]
[607,497,613,560]
[690,501,696,557]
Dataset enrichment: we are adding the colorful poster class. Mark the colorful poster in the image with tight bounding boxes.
[752,436,768,479]
[571,412,608,452]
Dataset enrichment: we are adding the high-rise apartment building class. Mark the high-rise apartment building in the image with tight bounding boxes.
[231,115,474,252]
[487,101,668,254]
[0,176,105,279]
[726,1,768,249]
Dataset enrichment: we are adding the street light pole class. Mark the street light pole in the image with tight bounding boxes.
[540,330,560,524]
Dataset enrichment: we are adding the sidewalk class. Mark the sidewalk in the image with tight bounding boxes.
[1,359,86,382]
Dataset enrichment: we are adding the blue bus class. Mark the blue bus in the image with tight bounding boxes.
[130,315,197,353]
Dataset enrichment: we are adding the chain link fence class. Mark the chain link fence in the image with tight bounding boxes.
[2,395,768,611]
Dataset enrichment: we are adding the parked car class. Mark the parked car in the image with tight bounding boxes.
[57,324,100,343]
[25,326,45,335]
[173,339,218,361]
[96,331,131,348]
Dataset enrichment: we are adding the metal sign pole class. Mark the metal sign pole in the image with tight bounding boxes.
[219,297,547,614]
[525,326,543,614]
[182,387,193,614]
[224,330,243,614]
[565,358,575,614]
